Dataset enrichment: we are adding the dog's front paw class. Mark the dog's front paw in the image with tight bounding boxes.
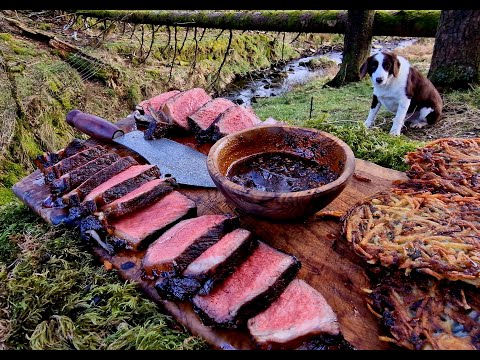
[389,127,402,136]
[410,119,428,129]
[363,120,373,128]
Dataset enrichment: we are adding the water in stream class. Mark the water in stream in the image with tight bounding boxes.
[223,38,417,106]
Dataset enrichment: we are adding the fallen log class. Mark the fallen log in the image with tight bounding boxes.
[75,10,440,38]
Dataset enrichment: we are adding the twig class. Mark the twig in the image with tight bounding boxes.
[140,24,156,64]
[168,26,178,83]
[130,23,137,39]
[208,29,233,91]
[191,26,199,73]
[289,32,302,44]
[139,24,145,57]
[179,26,189,53]
[281,32,286,61]
[199,27,207,41]
[161,26,171,56]
[215,29,225,40]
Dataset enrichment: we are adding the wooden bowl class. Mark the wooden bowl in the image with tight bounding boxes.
[207,125,356,221]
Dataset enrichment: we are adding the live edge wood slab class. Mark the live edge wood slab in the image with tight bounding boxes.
[12,124,408,350]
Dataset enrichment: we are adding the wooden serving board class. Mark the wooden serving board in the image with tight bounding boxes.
[12,127,408,350]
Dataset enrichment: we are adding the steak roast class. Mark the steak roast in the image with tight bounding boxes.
[161,88,212,130]
[247,279,340,349]
[142,214,238,279]
[155,228,257,301]
[192,241,300,328]
[209,104,261,141]
[187,98,236,143]
[107,190,197,251]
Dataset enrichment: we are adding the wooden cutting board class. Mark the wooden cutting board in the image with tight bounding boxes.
[12,125,408,350]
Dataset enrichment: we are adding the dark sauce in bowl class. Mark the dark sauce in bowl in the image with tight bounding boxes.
[226,152,339,192]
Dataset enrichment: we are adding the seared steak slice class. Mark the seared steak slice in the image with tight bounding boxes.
[107,190,197,251]
[187,98,236,143]
[161,88,212,130]
[156,228,257,301]
[209,105,261,141]
[192,241,300,328]
[142,214,238,279]
[101,178,178,218]
[50,153,121,195]
[67,164,161,223]
[61,156,138,207]
[137,90,180,116]
[35,138,89,170]
[184,228,256,294]
[43,145,108,184]
[247,279,340,349]
[143,110,176,140]
[83,164,161,208]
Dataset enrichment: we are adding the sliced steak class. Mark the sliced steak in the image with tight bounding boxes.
[192,241,300,328]
[187,98,236,143]
[61,156,139,207]
[101,177,178,218]
[247,279,340,349]
[142,214,238,279]
[161,88,212,130]
[143,110,176,140]
[107,190,197,251]
[137,90,180,116]
[43,145,108,184]
[209,105,261,141]
[35,138,89,171]
[83,164,160,208]
[184,228,256,294]
[156,228,257,301]
[67,164,161,223]
[50,153,121,195]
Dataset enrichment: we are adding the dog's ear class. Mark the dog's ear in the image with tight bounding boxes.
[359,57,370,79]
[392,56,401,77]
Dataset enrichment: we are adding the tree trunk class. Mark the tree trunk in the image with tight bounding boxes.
[428,10,480,89]
[76,10,440,37]
[326,10,375,87]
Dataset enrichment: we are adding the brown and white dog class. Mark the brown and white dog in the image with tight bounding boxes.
[360,51,443,136]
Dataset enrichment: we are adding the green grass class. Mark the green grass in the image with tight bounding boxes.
[252,78,424,171]
[0,202,207,350]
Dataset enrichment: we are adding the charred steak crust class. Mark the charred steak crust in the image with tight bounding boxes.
[62,156,139,207]
[187,98,236,144]
[197,236,258,296]
[142,216,240,279]
[85,165,161,209]
[154,236,258,301]
[102,177,179,219]
[192,255,301,329]
[50,153,121,195]
[35,138,89,170]
[367,269,480,350]
[43,145,108,182]
[106,200,198,251]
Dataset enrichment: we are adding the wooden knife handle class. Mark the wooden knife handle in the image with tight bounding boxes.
[66,109,124,142]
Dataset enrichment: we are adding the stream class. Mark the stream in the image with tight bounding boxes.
[223,38,417,106]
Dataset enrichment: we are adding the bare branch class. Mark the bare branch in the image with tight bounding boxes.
[191,26,199,73]
[161,25,171,56]
[199,27,207,41]
[209,29,233,91]
[289,32,302,44]
[168,26,178,83]
[179,26,189,53]
[215,29,224,40]
[140,24,156,64]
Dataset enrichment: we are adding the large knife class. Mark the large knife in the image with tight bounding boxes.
[66,109,216,188]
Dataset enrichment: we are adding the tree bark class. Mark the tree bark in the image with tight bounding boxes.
[326,10,375,87]
[428,10,480,89]
[76,10,440,37]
